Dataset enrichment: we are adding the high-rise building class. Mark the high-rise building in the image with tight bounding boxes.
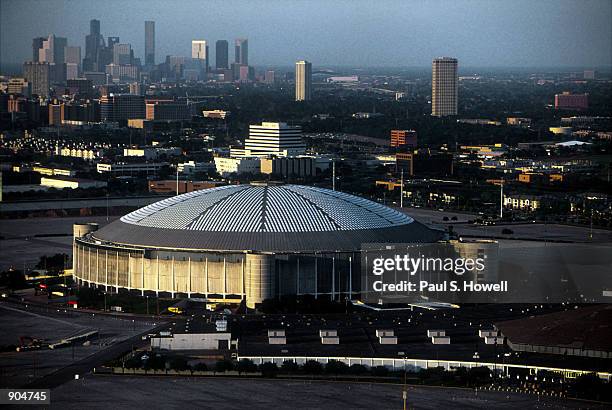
[145,21,155,66]
[390,130,418,148]
[105,63,139,82]
[431,57,458,117]
[100,93,145,122]
[37,35,67,64]
[32,37,45,62]
[234,38,248,65]
[216,40,229,69]
[48,100,65,125]
[107,37,120,48]
[23,62,50,97]
[64,46,81,64]
[84,19,104,71]
[243,122,306,157]
[191,40,209,75]
[191,40,208,60]
[295,60,312,101]
[64,46,81,80]
[239,65,254,82]
[113,43,132,65]
[264,70,275,84]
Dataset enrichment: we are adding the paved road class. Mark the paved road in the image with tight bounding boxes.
[23,321,168,389]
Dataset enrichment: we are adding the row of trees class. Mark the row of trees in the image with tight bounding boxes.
[118,354,611,401]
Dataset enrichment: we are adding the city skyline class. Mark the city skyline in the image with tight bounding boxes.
[1,0,611,71]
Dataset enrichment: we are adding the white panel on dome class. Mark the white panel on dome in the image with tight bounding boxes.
[119,184,413,233]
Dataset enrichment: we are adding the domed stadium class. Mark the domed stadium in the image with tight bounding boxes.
[73,184,442,308]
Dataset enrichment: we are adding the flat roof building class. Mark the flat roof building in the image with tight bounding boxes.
[432,57,458,117]
[243,122,306,157]
[295,60,312,101]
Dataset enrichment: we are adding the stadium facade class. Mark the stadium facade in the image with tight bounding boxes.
[73,183,442,308]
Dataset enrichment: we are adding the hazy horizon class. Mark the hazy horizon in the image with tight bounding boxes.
[1,0,611,70]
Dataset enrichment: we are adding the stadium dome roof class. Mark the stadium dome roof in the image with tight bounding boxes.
[92,184,442,252]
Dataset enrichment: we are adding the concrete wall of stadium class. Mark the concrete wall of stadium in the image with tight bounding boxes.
[73,237,360,309]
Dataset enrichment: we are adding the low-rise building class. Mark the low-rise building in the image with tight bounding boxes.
[202,109,230,119]
[177,161,215,175]
[260,156,330,177]
[97,162,167,175]
[123,146,182,160]
[151,319,237,351]
[40,176,107,189]
[32,166,75,177]
[214,156,261,177]
[148,180,224,194]
[503,194,542,212]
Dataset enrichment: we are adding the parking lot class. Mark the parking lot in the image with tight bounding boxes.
[48,375,606,409]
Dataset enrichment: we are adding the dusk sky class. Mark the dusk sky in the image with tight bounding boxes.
[1,0,611,69]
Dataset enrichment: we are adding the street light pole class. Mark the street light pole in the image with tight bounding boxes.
[400,169,404,208]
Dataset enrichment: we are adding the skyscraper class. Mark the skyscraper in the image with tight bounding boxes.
[431,57,458,117]
[191,40,208,60]
[216,40,229,69]
[23,62,50,97]
[64,46,81,80]
[145,21,155,66]
[191,40,209,75]
[32,37,45,62]
[113,44,132,65]
[84,19,104,71]
[38,35,67,64]
[234,38,248,65]
[295,60,312,101]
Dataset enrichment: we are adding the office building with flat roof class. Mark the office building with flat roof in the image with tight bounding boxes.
[432,57,458,117]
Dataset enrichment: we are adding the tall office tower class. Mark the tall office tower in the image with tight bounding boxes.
[431,57,458,117]
[145,21,155,66]
[32,37,45,61]
[64,46,81,80]
[191,40,209,74]
[216,40,229,69]
[84,19,104,71]
[244,122,306,157]
[23,62,50,97]
[64,46,81,64]
[107,37,120,48]
[234,38,248,65]
[295,60,312,101]
[38,35,67,64]
[113,43,132,64]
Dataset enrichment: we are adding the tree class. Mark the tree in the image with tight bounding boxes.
[260,362,279,377]
[192,362,208,372]
[237,359,258,373]
[0,270,26,290]
[168,356,190,371]
[215,359,234,372]
[281,360,300,373]
[371,366,389,377]
[325,360,349,375]
[302,360,323,375]
[35,253,68,274]
[348,364,368,375]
